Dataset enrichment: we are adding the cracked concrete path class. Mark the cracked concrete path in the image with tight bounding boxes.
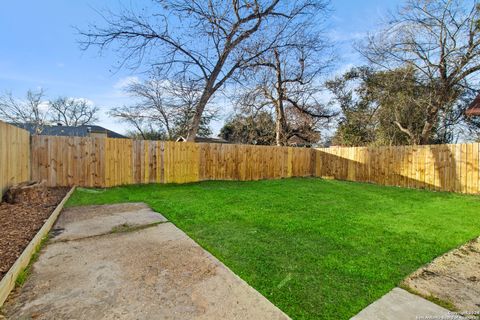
[2,203,290,320]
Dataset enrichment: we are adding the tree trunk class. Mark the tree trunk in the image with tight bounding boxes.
[275,102,287,146]
[186,91,211,142]
[273,48,287,146]
[419,105,440,145]
[419,121,434,145]
[275,118,282,146]
[186,55,227,142]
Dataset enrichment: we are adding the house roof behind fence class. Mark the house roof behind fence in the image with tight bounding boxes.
[12,123,127,138]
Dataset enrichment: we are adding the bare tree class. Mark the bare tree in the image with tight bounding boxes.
[110,75,217,140]
[114,76,176,139]
[167,79,219,138]
[79,0,323,141]
[110,104,165,140]
[360,0,480,144]
[0,89,48,134]
[49,97,99,126]
[237,22,335,146]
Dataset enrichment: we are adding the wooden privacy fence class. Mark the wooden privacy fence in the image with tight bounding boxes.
[31,136,315,187]
[316,144,480,194]
[0,121,30,196]
[24,135,480,194]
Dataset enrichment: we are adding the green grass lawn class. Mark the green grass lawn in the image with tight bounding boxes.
[66,178,480,319]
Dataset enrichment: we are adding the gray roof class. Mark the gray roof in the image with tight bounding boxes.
[12,123,127,139]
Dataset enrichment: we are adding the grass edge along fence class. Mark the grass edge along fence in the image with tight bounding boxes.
[17,134,480,195]
[0,121,31,197]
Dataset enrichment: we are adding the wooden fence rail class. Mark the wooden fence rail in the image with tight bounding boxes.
[31,136,315,187]
[0,121,31,196]
[20,135,480,195]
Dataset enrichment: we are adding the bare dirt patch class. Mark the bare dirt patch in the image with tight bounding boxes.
[402,237,480,313]
[0,187,69,280]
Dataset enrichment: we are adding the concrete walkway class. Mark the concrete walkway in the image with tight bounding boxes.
[351,287,463,320]
[2,203,289,320]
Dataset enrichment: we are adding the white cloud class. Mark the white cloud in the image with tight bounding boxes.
[113,76,140,90]
[38,101,50,112]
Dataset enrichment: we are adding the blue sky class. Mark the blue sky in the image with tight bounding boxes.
[0,0,402,135]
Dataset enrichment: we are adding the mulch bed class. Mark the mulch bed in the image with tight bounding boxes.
[0,187,69,280]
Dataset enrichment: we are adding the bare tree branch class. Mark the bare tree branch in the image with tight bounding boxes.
[79,0,324,141]
[49,97,99,126]
[0,89,48,134]
[235,10,335,146]
[110,74,218,140]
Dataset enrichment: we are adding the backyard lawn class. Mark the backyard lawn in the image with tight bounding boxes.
[66,178,480,320]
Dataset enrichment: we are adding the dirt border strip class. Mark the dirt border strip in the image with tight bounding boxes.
[0,186,76,307]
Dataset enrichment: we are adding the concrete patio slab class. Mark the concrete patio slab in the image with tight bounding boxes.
[351,287,461,320]
[2,203,289,320]
[51,202,168,242]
